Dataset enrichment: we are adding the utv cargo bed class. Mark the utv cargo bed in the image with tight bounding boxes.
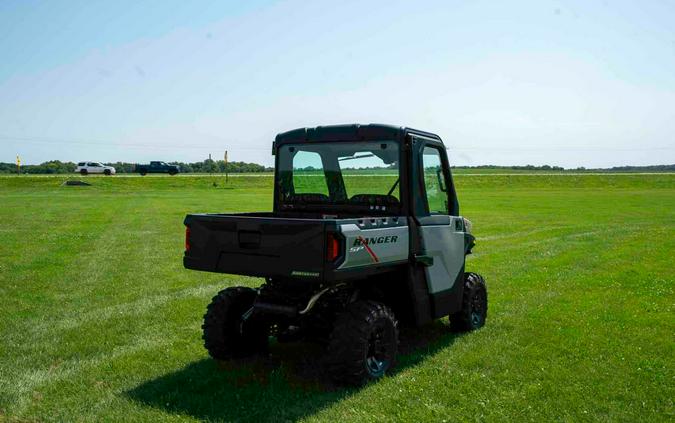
[184,212,410,282]
[184,213,329,278]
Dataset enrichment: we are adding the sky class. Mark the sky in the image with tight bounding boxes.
[0,0,674,168]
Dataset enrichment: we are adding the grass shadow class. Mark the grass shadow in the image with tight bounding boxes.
[126,321,462,422]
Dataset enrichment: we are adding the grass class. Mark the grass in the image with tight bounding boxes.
[0,174,673,422]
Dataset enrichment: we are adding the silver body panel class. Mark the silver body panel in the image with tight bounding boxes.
[338,217,409,270]
[420,215,466,293]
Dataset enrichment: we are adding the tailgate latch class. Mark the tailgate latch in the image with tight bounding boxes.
[238,230,261,249]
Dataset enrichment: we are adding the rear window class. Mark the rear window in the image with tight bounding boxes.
[277,141,401,213]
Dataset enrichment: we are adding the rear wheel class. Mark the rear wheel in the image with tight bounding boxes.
[202,287,268,360]
[140,171,147,176]
[325,301,398,386]
[80,169,87,175]
[450,272,487,331]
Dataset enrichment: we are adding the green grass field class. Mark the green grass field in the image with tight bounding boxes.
[0,174,673,422]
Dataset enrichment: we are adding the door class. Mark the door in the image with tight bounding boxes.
[415,142,466,315]
[87,162,102,173]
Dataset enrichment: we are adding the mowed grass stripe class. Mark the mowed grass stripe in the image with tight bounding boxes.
[5,283,226,345]
[7,331,171,413]
[0,195,137,406]
[4,197,201,352]
[0,193,129,335]
[1,188,263,413]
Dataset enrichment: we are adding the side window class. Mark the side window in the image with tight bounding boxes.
[422,146,448,214]
[77,162,85,166]
[292,150,329,195]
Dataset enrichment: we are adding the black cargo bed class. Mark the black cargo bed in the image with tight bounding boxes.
[184,213,331,279]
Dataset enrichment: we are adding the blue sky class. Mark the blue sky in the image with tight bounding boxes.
[1,0,674,167]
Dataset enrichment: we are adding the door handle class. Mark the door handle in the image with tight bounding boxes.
[413,254,434,267]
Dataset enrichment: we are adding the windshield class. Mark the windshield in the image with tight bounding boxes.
[277,141,400,214]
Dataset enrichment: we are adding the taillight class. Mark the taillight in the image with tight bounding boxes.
[185,227,191,253]
[326,232,341,262]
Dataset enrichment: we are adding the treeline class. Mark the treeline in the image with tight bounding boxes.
[452,164,565,171]
[0,160,76,174]
[0,159,273,174]
[451,164,675,172]
[1,161,673,174]
[172,160,272,174]
[593,164,675,172]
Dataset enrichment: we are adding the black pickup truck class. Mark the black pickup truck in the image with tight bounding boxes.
[183,124,486,386]
[135,161,179,175]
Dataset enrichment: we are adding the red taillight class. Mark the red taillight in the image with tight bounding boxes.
[185,227,191,253]
[326,232,341,262]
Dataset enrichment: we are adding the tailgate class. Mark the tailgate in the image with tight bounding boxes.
[184,214,327,278]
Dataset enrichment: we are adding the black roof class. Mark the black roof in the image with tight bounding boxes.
[274,123,442,145]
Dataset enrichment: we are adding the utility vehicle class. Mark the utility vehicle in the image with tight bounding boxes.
[183,124,487,385]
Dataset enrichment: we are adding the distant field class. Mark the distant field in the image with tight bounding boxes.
[0,175,673,422]
[2,167,674,177]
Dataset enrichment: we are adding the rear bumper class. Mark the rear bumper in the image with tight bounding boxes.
[183,256,215,272]
[184,252,406,285]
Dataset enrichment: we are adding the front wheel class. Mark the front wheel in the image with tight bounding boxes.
[450,272,488,331]
[325,301,398,386]
[202,287,268,360]
[104,169,111,176]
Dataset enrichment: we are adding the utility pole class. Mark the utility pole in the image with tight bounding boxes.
[224,150,228,183]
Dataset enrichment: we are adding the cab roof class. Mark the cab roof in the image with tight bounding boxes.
[274,123,442,146]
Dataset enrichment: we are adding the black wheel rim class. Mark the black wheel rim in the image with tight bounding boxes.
[365,322,390,377]
[470,289,486,327]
